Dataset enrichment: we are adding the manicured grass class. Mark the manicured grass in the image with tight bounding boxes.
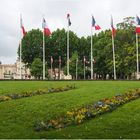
[0,81,140,138]
[0,81,72,94]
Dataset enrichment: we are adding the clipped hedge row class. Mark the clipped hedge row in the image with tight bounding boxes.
[34,88,140,131]
[0,84,76,103]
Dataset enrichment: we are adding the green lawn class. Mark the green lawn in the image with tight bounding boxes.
[0,81,140,139]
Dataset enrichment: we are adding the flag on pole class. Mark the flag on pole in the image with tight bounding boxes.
[84,56,89,64]
[67,13,71,26]
[59,56,61,64]
[20,16,26,36]
[111,16,116,37]
[51,56,53,64]
[93,58,96,64]
[111,16,117,80]
[84,56,86,63]
[42,18,51,36]
[136,16,140,34]
[92,16,101,30]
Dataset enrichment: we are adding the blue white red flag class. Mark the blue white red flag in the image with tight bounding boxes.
[92,16,101,30]
[136,16,140,34]
[111,16,116,37]
[20,16,26,36]
[42,18,51,36]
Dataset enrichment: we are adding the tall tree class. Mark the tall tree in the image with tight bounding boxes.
[18,29,50,67]
[18,16,138,80]
[30,58,45,79]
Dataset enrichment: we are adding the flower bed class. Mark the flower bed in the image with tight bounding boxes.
[0,84,76,103]
[34,88,140,131]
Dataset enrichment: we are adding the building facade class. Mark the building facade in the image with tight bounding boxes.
[0,60,31,79]
[0,60,66,80]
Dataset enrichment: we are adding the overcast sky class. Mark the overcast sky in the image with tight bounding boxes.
[0,0,139,64]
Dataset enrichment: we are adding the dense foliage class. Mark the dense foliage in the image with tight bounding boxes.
[18,17,139,79]
[30,58,43,79]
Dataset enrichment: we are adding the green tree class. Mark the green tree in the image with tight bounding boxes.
[30,58,44,79]
[47,29,79,68]
[64,51,85,79]
[117,16,135,30]
[18,29,50,67]
[46,29,79,79]
[65,51,78,78]
[92,30,112,79]
[115,17,136,79]
[18,16,138,80]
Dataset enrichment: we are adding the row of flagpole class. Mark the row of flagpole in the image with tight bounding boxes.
[20,14,140,80]
[42,55,95,79]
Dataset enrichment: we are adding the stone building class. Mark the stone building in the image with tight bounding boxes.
[0,60,66,80]
[0,60,31,79]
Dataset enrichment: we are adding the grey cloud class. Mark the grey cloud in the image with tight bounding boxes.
[0,0,140,64]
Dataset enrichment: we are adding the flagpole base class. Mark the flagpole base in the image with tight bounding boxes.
[136,73,140,80]
[64,74,72,80]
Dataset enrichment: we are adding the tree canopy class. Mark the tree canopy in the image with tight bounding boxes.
[18,16,139,79]
[30,58,43,79]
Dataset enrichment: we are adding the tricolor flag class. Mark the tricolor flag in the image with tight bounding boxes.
[67,13,71,26]
[20,16,26,36]
[136,16,140,34]
[42,18,51,36]
[92,16,101,30]
[111,16,116,37]
[51,56,53,64]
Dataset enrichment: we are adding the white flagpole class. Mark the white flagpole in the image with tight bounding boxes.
[84,56,86,79]
[112,33,116,80]
[43,23,45,80]
[76,58,78,80]
[91,25,93,80]
[59,56,61,80]
[67,25,70,76]
[20,36,22,79]
[20,14,22,79]
[51,56,53,79]
[136,33,139,79]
